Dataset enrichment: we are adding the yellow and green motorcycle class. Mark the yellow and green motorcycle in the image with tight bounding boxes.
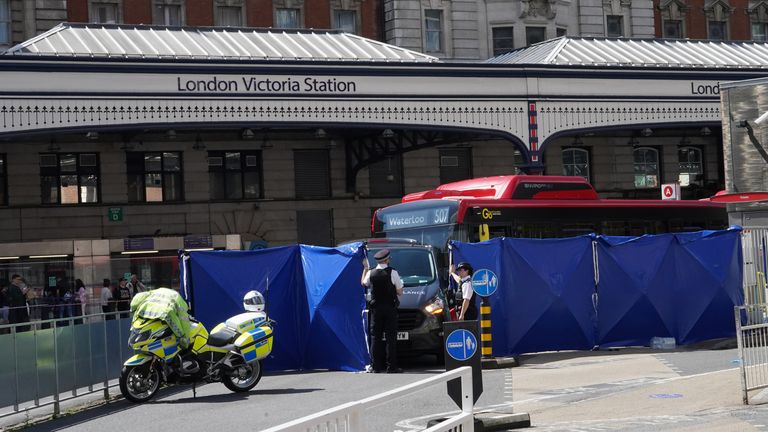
[119,290,274,403]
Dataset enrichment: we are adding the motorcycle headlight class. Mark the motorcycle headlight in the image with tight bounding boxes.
[152,327,173,340]
[129,329,151,345]
[424,297,444,316]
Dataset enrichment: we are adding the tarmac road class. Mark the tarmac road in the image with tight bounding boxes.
[5,345,767,432]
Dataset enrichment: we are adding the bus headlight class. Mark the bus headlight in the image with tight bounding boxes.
[424,297,444,316]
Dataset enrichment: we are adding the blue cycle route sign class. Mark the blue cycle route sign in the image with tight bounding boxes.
[471,268,498,297]
[445,329,478,361]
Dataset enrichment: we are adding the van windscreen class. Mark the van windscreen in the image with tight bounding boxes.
[388,249,435,287]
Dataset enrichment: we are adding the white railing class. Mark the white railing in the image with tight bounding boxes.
[736,304,768,404]
[262,366,475,432]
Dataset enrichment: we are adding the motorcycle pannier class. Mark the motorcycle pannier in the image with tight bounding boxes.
[234,325,274,362]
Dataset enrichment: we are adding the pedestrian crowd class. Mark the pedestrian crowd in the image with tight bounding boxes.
[0,273,150,331]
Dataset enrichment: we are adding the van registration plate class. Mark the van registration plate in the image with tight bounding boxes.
[397,332,409,341]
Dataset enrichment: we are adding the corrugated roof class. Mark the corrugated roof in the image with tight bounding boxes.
[487,37,768,68]
[2,22,439,63]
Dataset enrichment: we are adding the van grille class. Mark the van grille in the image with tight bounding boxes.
[398,309,424,331]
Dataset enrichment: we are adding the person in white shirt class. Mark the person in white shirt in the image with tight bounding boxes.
[449,262,477,320]
[100,278,113,317]
[361,249,404,373]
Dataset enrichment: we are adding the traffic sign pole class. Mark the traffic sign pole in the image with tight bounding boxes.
[443,320,483,407]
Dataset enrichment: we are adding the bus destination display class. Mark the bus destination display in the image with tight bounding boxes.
[382,207,451,229]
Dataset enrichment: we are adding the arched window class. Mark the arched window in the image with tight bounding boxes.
[678,146,703,186]
[749,1,768,41]
[562,147,590,181]
[633,147,659,188]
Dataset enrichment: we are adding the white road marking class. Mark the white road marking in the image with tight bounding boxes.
[395,367,741,430]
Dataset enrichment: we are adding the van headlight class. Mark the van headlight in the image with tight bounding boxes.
[424,297,444,316]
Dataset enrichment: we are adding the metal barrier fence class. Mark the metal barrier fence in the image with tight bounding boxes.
[262,366,475,432]
[735,304,768,404]
[0,310,130,419]
[742,228,768,305]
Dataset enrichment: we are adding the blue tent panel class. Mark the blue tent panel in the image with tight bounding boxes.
[299,244,368,372]
[596,235,677,347]
[186,244,368,372]
[672,229,743,345]
[188,247,305,371]
[451,236,596,356]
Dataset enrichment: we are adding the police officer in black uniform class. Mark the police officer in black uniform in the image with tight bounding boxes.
[449,262,477,321]
[361,249,404,373]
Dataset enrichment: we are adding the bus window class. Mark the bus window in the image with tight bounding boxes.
[512,221,559,239]
[561,222,597,237]
[488,225,508,239]
[601,220,627,236]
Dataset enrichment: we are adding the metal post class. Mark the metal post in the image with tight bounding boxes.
[460,368,474,415]
[53,318,60,417]
[480,296,492,359]
[88,315,94,392]
[103,317,110,401]
[12,325,19,412]
[72,317,77,397]
[34,324,39,407]
[736,306,748,404]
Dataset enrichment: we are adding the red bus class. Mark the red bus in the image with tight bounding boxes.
[372,175,727,255]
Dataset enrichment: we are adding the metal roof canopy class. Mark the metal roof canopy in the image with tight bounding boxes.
[487,36,768,69]
[2,22,439,63]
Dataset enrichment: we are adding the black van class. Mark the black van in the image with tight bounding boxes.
[359,238,450,363]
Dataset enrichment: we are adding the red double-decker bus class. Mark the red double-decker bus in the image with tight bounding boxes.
[372,175,727,255]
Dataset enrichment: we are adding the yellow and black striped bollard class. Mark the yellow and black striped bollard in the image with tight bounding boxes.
[480,296,492,358]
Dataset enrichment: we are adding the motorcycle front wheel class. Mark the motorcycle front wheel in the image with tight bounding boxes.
[222,360,262,392]
[119,363,161,403]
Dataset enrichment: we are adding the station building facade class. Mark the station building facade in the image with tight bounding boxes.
[1,23,766,299]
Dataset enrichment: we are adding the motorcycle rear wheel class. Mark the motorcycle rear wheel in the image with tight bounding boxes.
[222,360,262,392]
[120,363,161,403]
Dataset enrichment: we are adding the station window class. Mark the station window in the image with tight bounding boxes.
[208,151,263,200]
[276,8,300,28]
[678,146,704,187]
[525,27,546,46]
[562,147,591,182]
[753,23,768,41]
[296,209,334,246]
[663,19,683,38]
[633,147,660,189]
[708,20,727,40]
[439,147,472,184]
[492,27,515,56]
[153,1,183,26]
[607,15,623,37]
[368,156,403,198]
[424,10,443,52]
[0,0,10,45]
[215,5,243,26]
[90,1,120,24]
[127,152,183,203]
[294,149,330,198]
[333,10,356,33]
[40,153,100,205]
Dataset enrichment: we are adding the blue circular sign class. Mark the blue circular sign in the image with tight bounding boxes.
[445,329,478,361]
[471,269,498,297]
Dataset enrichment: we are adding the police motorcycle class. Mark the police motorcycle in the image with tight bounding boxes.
[119,290,274,403]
